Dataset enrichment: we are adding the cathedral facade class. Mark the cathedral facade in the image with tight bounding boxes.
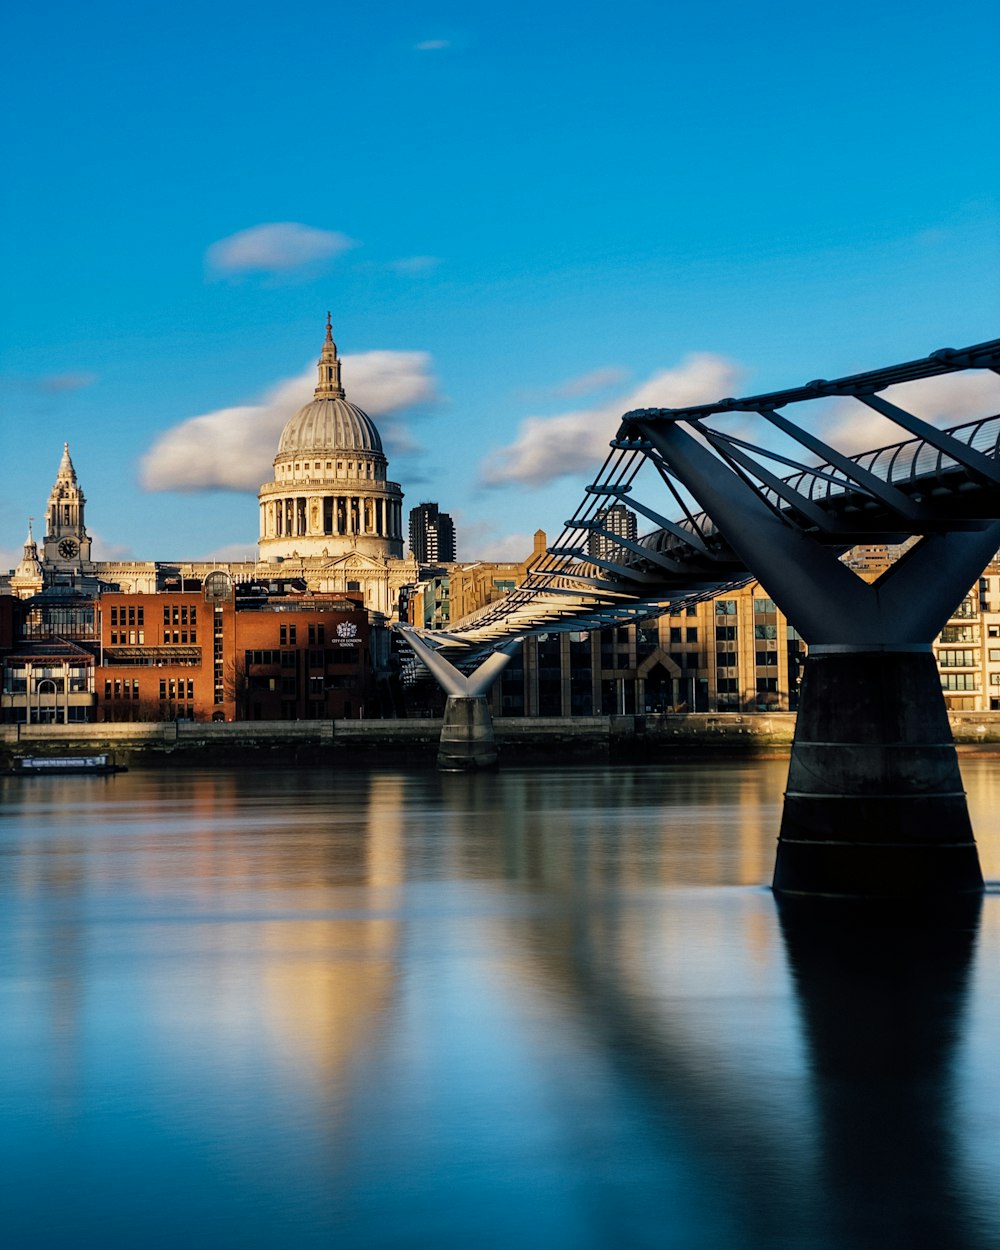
[3,319,419,617]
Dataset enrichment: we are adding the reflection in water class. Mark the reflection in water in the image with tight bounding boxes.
[0,759,997,1249]
[778,899,983,1250]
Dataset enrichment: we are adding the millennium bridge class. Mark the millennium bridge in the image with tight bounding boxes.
[397,337,1000,906]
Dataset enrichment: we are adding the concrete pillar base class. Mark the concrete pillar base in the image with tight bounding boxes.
[773,650,984,901]
[437,696,498,771]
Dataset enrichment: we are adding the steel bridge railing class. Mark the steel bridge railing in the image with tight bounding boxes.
[426,339,1000,650]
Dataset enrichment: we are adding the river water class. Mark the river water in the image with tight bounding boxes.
[1,757,998,1250]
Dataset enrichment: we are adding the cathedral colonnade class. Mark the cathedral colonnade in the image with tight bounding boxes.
[259,489,403,542]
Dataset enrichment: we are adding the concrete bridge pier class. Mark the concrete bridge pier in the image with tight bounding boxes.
[634,413,1000,903]
[437,696,498,771]
[396,627,516,771]
[773,645,982,901]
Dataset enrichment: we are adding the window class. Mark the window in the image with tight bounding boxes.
[938,650,977,668]
[755,651,778,667]
[753,598,775,613]
[686,627,698,643]
[327,647,357,665]
[756,677,778,693]
[989,649,1000,662]
[717,678,738,693]
[716,625,737,641]
[941,625,976,643]
[940,673,978,690]
[670,627,681,643]
[110,607,118,626]
[754,624,778,640]
[716,600,737,616]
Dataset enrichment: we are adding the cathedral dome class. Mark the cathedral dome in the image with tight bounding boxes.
[278,396,383,456]
[276,314,384,459]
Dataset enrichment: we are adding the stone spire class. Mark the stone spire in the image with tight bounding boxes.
[56,441,78,483]
[314,312,346,400]
[10,519,44,598]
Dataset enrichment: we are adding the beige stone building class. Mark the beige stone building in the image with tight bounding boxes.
[2,319,419,620]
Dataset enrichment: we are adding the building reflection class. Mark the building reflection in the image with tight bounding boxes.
[0,768,408,1119]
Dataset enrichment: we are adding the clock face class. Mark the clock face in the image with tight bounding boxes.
[58,538,79,559]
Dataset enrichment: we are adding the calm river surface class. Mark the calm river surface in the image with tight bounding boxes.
[1,757,998,1250]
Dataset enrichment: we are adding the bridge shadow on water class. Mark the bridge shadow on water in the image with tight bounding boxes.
[775,897,985,1250]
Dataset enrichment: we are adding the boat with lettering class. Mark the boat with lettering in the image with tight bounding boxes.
[8,754,127,775]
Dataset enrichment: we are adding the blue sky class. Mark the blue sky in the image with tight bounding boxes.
[2,0,998,568]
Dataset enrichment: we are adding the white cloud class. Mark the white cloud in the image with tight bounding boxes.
[39,372,98,393]
[553,367,630,399]
[818,369,1000,456]
[0,544,22,574]
[416,39,450,50]
[90,532,134,561]
[388,255,442,274]
[197,541,260,563]
[141,352,437,493]
[480,353,743,488]
[205,223,357,277]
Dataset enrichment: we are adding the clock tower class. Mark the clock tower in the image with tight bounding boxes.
[42,442,93,570]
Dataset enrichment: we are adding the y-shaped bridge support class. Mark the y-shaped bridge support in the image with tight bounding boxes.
[633,416,1000,903]
[398,627,517,770]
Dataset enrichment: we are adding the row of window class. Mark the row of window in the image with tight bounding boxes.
[717,678,779,694]
[105,679,140,699]
[110,606,144,626]
[164,605,196,626]
[161,680,196,700]
[245,647,360,668]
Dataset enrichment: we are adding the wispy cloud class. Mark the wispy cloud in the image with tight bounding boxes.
[818,369,1000,455]
[553,366,629,399]
[0,543,23,574]
[480,353,743,488]
[141,352,437,493]
[415,39,450,51]
[89,532,134,561]
[39,372,98,393]
[388,255,442,274]
[205,223,358,278]
[457,519,538,562]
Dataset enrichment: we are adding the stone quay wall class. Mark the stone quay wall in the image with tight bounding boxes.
[2,711,999,768]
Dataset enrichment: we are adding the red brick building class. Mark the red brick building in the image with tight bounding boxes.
[0,582,381,725]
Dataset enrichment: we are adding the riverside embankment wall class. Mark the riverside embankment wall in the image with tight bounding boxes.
[4,712,1000,767]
